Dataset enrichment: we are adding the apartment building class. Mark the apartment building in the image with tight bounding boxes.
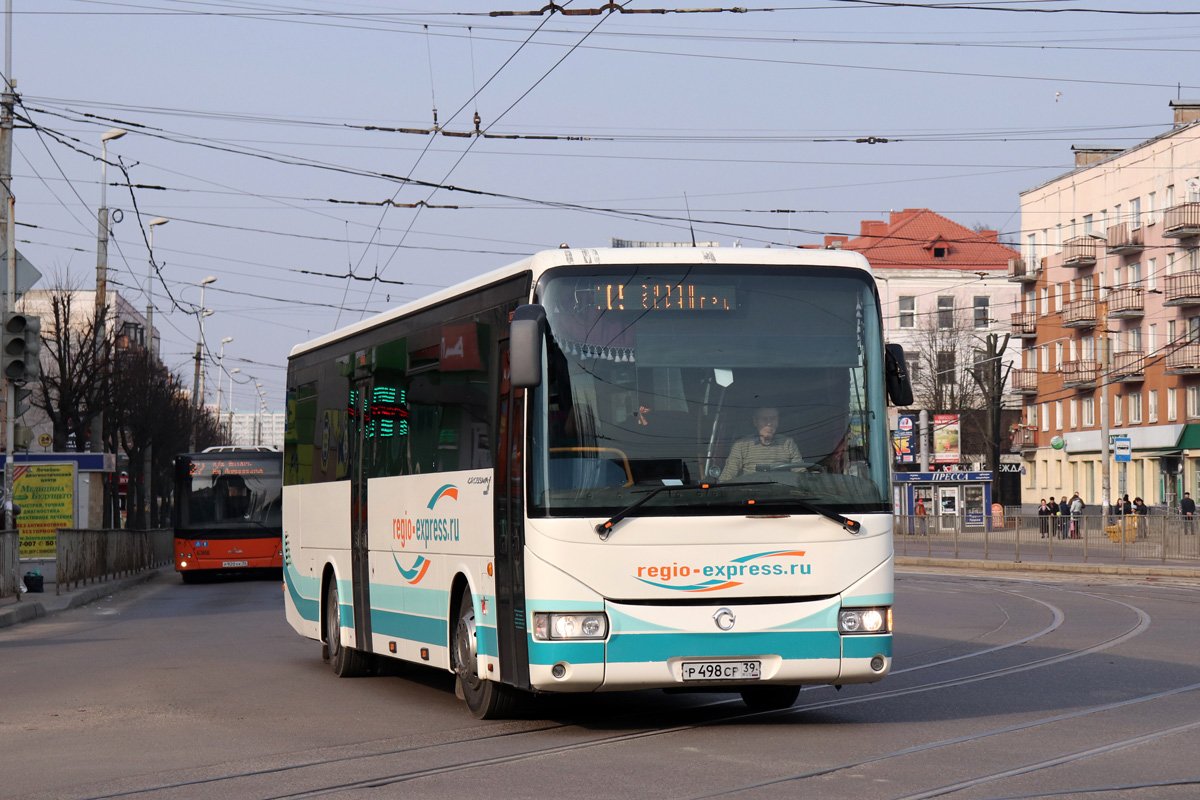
[1015,100,1200,510]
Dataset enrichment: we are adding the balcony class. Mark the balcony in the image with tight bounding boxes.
[1014,427,1038,450]
[1007,257,1040,283]
[1062,297,1098,328]
[1105,222,1144,254]
[1062,235,1100,267]
[1106,286,1144,319]
[1164,272,1200,306]
[1111,350,1145,382]
[1163,201,1200,239]
[1012,368,1039,395]
[1010,311,1037,338]
[1166,343,1200,375]
[1062,360,1099,388]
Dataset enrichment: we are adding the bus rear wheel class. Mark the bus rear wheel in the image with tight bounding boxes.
[453,586,518,720]
[325,579,371,678]
[740,685,801,712]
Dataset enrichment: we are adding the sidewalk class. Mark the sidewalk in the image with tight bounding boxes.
[0,558,164,629]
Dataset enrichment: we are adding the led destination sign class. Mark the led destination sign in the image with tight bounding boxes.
[188,460,273,478]
[594,282,735,312]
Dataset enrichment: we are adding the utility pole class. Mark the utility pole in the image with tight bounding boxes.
[94,127,125,527]
[2,0,16,533]
[1099,334,1112,516]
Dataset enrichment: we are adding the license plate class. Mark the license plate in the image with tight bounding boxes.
[680,660,761,681]
[222,561,249,568]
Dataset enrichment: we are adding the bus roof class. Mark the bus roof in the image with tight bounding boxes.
[289,246,873,359]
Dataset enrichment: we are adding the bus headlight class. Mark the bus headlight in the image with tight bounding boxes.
[838,607,890,634]
[533,612,608,641]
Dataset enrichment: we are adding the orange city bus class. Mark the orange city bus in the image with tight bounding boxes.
[173,446,284,582]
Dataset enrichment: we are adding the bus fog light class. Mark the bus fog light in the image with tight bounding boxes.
[533,612,609,641]
[871,656,886,672]
[551,662,568,679]
[839,607,890,635]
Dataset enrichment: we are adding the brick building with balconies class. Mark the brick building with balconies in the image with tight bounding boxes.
[1016,100,1200,511]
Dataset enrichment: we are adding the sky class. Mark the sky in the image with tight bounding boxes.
[8,0,1200,416]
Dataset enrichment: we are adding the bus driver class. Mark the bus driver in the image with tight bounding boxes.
[719,406,804,480]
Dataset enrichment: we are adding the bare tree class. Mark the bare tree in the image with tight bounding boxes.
[908,308,983,415]
[31,284,111,452]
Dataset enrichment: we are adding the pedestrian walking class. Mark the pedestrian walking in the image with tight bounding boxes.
[1181,492,1195,535]
[1069,492,1085,539]
[1038,498,1052,537]
[1059,496,1070,538]
[914,496,927,535]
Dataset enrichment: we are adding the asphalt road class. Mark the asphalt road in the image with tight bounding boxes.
[2,568,1198,800]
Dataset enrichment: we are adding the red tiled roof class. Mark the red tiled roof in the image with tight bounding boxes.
[831,208,1018,271]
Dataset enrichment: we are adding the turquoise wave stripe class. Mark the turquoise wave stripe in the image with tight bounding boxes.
[606,630,841,663]
[527,638,606,665]
[285,564,319,623]
[370,608,448,648]
[843,594,894,606]
[842,635,892,659]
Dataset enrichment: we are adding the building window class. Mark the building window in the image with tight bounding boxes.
[1149,390,1158,423]
[1041,345,1049,373]
[1041,287,1050,316]
[1070,399,1078,429]
[898,296,915,328]
[937,350,955,379]
[973,296,989,329]
[1055,400,1063,431]
[1055,460,1062,490]
[1129,391,1142,424]
[1114,393,1123,427]
[1029,404,1039,428]
[937,296,954,329]
[933,246,947,258]
[1041,403,1049,432]
[1027,460,1037,490]
[1148,258,1157,291]
[1169,388,1178,422]
[1083,397,1095,427]
[1189,386,1200,419]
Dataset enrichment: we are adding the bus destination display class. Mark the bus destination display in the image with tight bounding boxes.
[189,460,273,477]
[594,282,735,311]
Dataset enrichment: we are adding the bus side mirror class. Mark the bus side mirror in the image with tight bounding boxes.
[510,304,547,388]
[885,343,914,407]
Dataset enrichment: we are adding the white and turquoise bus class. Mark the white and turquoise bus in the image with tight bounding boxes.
[283,247,912,718]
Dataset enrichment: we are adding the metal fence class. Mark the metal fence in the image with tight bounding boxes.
[55,529,173,595]
[0,530,18,598]
[894,514,1200,566]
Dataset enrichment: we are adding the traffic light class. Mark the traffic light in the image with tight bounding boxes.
[13,385,32,418]
[21,315,40,383]
[1,312,40,383]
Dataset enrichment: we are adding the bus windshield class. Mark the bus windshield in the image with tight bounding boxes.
[178,455,284,531]
[530,264,890,518]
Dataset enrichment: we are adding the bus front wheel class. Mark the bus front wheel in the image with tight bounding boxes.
[453,586,518,720]
[740,685,801,712]
[325,579,371,678]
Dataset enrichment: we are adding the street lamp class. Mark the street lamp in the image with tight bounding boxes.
[146,216,168,356]
[94,127,126,527]
[227,368,241,441]
[216,336,233,441]
[255,381,265,446]
[189,276,217,449]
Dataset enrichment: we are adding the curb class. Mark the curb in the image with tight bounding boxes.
[0,570,163,630]
[897,556,1200,579]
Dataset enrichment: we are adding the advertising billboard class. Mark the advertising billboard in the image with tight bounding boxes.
[932,414,961,464]
[893,413,917,464]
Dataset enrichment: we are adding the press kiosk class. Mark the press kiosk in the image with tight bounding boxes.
[893,471,994,533]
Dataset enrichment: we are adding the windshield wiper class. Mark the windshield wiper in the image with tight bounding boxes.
[750,497,862,534]
[595,481,774,540]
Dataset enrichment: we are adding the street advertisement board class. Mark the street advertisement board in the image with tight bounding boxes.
[14,463,76,558]
[893,413,917,464]
[933,414,960,464]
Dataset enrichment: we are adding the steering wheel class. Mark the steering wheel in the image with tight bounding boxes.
[755,461,823,473]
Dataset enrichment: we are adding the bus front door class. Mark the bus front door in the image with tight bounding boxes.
[348,379,374,652]
[493,342,531,689]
